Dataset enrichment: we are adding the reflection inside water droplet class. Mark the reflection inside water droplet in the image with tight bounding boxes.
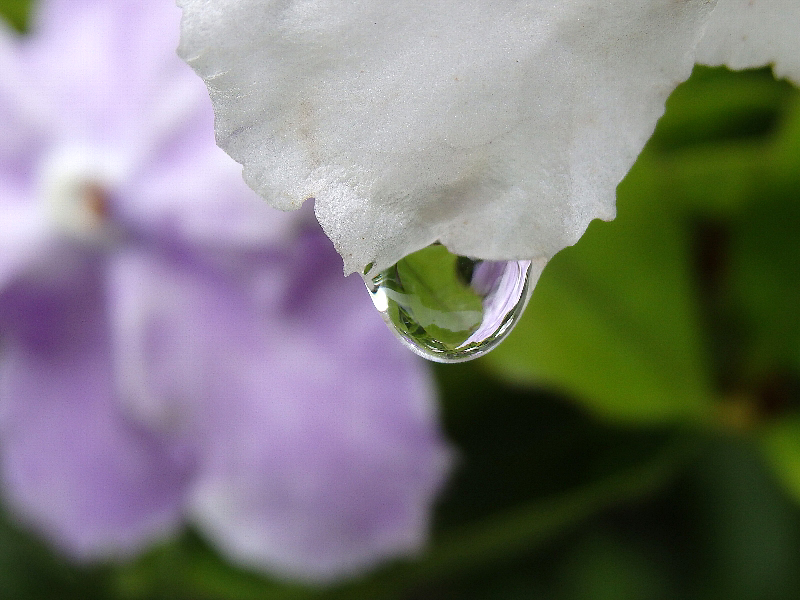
[364,244,534,363]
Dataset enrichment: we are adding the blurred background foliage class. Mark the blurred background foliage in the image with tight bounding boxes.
[2,2,799,599]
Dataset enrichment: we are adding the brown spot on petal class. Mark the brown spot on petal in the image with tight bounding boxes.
[83,182,110,220]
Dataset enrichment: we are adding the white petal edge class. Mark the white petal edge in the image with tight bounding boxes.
[696,0,800,85]
[178,0,718,275]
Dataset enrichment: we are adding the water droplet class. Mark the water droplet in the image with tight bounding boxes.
[364,244,534,363]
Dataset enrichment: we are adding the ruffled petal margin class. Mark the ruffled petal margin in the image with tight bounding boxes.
[178,0,718,274]
[697,0,800,85]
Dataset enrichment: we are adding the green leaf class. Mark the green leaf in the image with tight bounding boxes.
[649,142,773,217]
[0,506,110,600]
[762,416,800,503]
[650,66,796,153]
[774,96,800,176]
[555,532,670,600]
[728,187,800,375]
[0,0,32,31]
[647,70,799,219]
[697,436,800,599]
[481,157,713,423]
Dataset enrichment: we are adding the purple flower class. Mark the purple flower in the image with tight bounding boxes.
[0,0,451,582]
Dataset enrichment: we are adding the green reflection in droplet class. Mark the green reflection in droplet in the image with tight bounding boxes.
[366,244,534,363]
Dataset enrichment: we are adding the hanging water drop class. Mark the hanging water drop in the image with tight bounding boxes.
[364,244,534,363]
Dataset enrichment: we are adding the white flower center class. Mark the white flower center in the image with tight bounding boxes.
[38,144,129,244]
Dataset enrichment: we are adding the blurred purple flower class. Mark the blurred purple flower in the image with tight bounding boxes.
[0,0,451,582]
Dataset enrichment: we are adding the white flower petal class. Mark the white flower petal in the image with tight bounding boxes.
[697,0,800,84]
[178,0,716,274]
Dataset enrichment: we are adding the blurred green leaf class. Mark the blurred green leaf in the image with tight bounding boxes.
[695,436,800,600]
[728,187,800,376]
[650,142,773,217]
[0,0,32,31]
[651,66,796,153]
[433,367,679,526]
[774,96,800,175]
[0,505,110,600]
[480,158,713,423]
[762,416,800,504]
[556,532,670,600]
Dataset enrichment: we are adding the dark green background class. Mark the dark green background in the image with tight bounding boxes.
[2,3,800,598]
